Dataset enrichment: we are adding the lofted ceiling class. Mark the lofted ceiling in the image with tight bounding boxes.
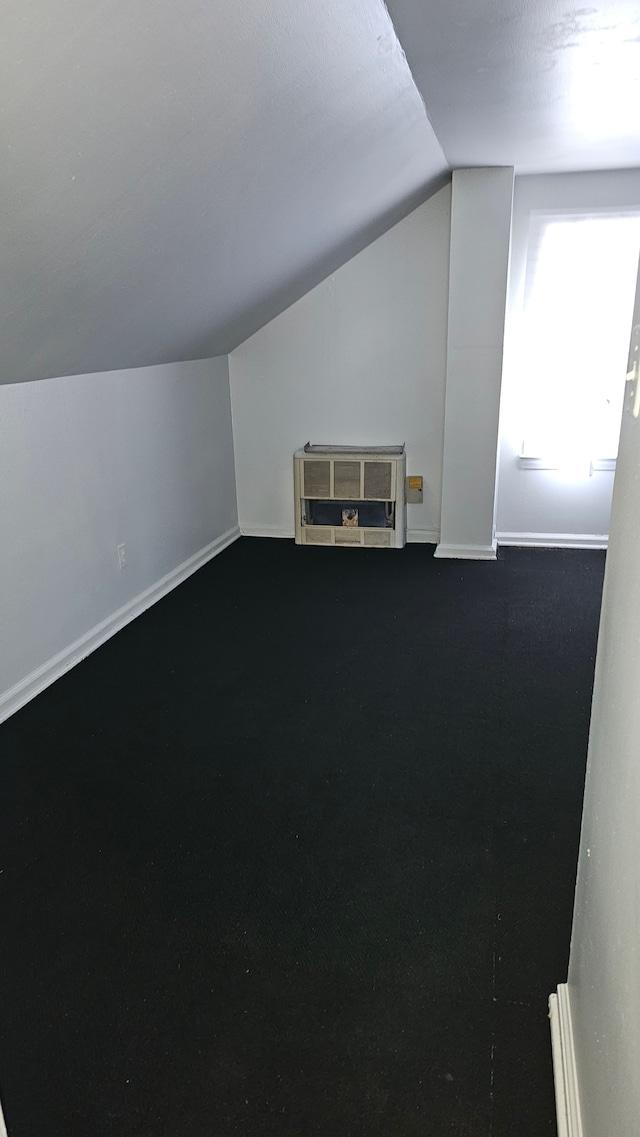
[385,0,640,173]
[0,0,447,383]
[2,0,640,384]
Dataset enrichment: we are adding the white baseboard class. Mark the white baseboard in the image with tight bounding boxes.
[433,541,497,560]
[0,1096,7,1137]
[549,986,583,1137]
[240,525,295,539]
[406,529,440,544]
[0,526,240,726]
[497,531,608,550]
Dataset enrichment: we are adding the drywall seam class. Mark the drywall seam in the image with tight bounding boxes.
[497,532,608,549]
[0,526,240,726]
[549,986,584,1137]
[433,542,497,560]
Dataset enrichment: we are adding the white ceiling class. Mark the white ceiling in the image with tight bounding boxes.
[386,0,640,173]
[2,0,640,383]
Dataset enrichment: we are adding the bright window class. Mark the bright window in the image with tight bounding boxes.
[519,210,640,472]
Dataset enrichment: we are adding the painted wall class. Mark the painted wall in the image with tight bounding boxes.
[566,261,640,1136]
[496,169,640,544]
[0,357,237,718]
[229,185,452,542]
[436,167,514,559]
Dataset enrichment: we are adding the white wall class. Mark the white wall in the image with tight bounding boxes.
[0,357,238,721]
[436,167,514,560]
[229,185,452,542]
[496,169,640,545]
[564,261,640,1136]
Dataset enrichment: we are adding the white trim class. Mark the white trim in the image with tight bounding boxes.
[433,541,497,560]
[240,525,295,539]
[549,986,583,1137]
[497,532,608,550]
[406,528,440,544]
[518,456,558,470]
[0,526,240,727]
[0,1095,7,1137]
[518,456,617,472]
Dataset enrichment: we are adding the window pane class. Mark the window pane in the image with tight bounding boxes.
[521,213,640,463]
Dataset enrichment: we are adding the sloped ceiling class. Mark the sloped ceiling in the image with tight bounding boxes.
[386,0,640,173]
[1,0,447,383]
[3,0,640,384]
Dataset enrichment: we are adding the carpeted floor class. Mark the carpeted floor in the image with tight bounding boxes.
[0,539,605,1136]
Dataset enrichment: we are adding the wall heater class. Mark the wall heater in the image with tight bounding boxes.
[294,444,406,549]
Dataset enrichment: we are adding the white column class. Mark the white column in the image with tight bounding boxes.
[561,268,640,1136]
[435,167,514,559]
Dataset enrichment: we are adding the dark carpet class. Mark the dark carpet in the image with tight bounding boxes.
[0,539,605,1136]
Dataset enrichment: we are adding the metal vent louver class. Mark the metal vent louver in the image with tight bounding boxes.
[335,528,361,544]
[364,529,391,547]
[333,461,361,498]
[305,526,331,544]
[303,460,331,498]
[363,461,392,500]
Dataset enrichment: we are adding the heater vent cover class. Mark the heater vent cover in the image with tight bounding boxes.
[364,529,392,547]
[294,445,406,550]
[305,526,332,544]
[335,527,361,544]
[363,461,392,500]
[303,460,331,498]
[334,461,361,498]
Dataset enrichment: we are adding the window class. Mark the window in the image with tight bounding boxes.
[518,209,640,474]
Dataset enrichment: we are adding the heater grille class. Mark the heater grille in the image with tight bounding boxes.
[305,526,331,544]
[363,461,393,500]
[364,529,392,547]
[303,460,331,498]
[335,528,361,544]
[333,461,361,498]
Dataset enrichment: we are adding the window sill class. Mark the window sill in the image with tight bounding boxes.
[518,456,617,472]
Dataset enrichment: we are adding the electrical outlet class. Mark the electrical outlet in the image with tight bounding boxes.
[117,543,127,569]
